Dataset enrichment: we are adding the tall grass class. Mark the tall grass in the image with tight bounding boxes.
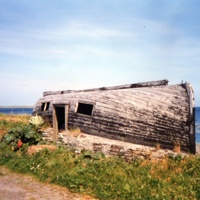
[0,114,30,136]
[1,146,200,199]
[0,114,200,199]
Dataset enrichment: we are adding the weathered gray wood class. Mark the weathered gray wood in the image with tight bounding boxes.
[65,104,69,130]
[43,79,168,97]
[52,105,58,142]
[184,83,195,153]
[33,80,195,153]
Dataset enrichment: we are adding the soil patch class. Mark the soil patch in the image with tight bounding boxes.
[27,145,57,155]
[0,166,96,200]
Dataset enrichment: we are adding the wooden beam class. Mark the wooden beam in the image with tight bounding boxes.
[65,104,69,130]
[52,105,58,142]
[184,83,195,153]
[43,79,169,97]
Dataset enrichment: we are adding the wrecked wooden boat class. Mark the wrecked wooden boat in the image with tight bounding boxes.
[32,79,195,153]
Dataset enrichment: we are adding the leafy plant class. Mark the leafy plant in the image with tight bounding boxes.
[0,114,30,135]
[29,115,44,130]
[0,115,44,150]
[1,124,42,150]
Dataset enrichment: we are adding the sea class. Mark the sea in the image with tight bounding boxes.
[0,107,200,143]
[0,107,33,115]
[196,107,200,143]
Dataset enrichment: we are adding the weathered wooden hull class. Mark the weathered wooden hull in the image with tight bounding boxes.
[33,80,195,153]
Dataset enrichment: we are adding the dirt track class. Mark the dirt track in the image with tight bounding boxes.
[0,166,96,200]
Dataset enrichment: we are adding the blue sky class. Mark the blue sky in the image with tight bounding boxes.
[0,0,200,106]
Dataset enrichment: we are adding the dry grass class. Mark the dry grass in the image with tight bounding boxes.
[0,114,30,123]
[173,143,181,153]
[0,114,30,137]
[67,128,83,137]
[27,145,57,155]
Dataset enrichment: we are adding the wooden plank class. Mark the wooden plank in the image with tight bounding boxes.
[52,105,58,142]
[33,82,195,152]
[65,104,69,130]
[43,79,168,97]
[184,83,195,153]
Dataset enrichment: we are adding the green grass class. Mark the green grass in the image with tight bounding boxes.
[0,114,30,136]
[1,146,200,199]
[1,114,200,199]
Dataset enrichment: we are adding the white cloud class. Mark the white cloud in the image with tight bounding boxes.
[33,20,129,40]
[1,1,200,106]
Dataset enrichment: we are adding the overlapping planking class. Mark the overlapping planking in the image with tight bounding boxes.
[33,80,195,153]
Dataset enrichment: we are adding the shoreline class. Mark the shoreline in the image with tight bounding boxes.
[0,106,34,108]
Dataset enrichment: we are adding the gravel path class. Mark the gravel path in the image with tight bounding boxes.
[0,166,96,200]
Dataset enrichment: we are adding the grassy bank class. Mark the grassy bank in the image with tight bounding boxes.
[0,114,30,136]
[0,114,200,199]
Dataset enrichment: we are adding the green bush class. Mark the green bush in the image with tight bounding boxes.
[0,115,44,150]
[1,125,42,150]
